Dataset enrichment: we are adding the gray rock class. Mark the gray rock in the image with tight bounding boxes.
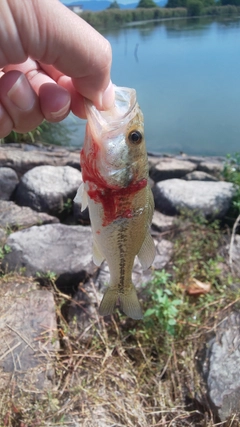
[152,179,235,219]
[0,227,7,245]
[15,165,82,216]
[2,224,95,290]
[0,279,59,392]
[183,171,218,181]
[148,155,165,169]
[152,210,175,232]
[0,200,59,229]
[0,167,19,200]
[0,144,80,176]
[150,158,196,182]
[198,160,224,176]
[203,312,240,421]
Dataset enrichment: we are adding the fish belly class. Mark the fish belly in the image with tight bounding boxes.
[87,185,154,319]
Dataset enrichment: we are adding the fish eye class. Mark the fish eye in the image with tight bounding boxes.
[128,130,142,145]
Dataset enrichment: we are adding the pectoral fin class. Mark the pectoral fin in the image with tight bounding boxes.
[92,240,105,266]
[74,183,88,211]
[137,231,155,270]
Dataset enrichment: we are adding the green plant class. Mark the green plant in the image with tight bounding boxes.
[223,152,240,215]
[173,211,222,285]
[187,0,203,15]
[1,120,71,146]
[36,270,57,285]
[63,198,73,214]
[144,270,183,335]
[0,244,11,260]
[2,124,44,144]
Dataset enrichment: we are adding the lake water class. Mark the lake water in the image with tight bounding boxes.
[62,16,240,156]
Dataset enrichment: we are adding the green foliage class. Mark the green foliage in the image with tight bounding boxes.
[144,270,183,335]
[142,211,231,340]
[81,8,187,29]
[1,120,71,146]
[221,0,240,6]
[1,125,44,144]
[0,245,11,260]
[223,153,240,215]
[204,4,240,13]
[166,0,187,8]
[36,270,57,286]
[137,0,158,8]
[63,198,73,214]
[173,212,222,285]
[187,0,203,15]
[108,0,120,8]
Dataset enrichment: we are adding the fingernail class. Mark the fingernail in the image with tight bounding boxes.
[7,74,35,111]
[101,80,115,110]
[50,99,71,119]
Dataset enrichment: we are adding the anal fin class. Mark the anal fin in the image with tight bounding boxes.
[92,240,105,266]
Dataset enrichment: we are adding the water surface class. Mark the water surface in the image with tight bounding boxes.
[63,17,240,156]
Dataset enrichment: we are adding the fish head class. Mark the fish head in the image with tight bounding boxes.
[82,86,148,189]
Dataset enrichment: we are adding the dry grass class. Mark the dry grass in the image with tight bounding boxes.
[0,285,239,427]
[1,215,240,427]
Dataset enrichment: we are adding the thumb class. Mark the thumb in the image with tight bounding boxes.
[2,0,114,110]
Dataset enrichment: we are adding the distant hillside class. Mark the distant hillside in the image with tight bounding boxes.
[64,0,167,12]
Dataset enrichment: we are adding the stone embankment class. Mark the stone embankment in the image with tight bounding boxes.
[0,143,239,422]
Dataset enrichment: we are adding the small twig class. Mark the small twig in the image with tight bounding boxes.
[229,213,240,272]
[6,324,35,351]
[0,341,22,362]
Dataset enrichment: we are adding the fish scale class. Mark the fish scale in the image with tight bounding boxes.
[74,86,155,319]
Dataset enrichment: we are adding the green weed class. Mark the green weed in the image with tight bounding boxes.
[142,211,239,342]
[0,244,11,260]
[63,198,73,214]
[173,211,222,285]
[144,270,183,335]
[223,152,240,215]
[36,270,57,286]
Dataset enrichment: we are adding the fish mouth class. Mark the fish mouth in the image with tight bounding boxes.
[85,86,137,137]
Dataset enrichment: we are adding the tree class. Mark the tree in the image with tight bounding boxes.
[221,0,240,5]
[187,0,203,15]
[108,0,120,8]
[166,0,187,7]
[137,0,158,7]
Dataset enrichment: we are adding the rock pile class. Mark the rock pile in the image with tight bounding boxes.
[0,143,239,422]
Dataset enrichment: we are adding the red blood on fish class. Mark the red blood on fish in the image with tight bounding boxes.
[81,139,147,226]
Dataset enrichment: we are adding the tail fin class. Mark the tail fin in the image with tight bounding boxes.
[99,284,143,320]
[99,288,118,317]
[119,284,143,320]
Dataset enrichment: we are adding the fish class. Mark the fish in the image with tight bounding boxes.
[74,86,155,319]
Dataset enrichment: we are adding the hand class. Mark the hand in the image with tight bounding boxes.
[0,0,114,137]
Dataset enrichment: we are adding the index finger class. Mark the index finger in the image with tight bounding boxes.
[2,0,114,110]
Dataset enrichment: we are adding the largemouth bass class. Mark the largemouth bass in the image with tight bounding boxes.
[75,86,155,319]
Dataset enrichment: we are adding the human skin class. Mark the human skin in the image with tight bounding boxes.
[0,0,114,137]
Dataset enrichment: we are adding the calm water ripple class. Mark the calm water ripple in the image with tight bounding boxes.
[62,16,240,156]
